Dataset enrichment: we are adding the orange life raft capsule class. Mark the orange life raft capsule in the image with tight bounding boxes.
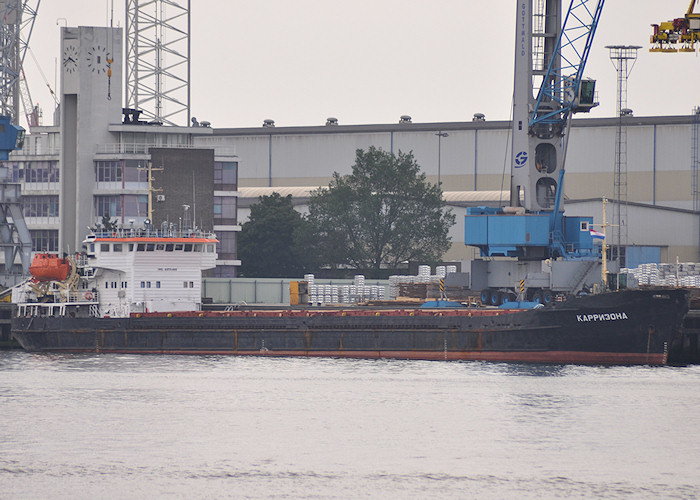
[29,254,71,282]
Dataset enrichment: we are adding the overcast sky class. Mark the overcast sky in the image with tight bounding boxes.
[22,1,700,129]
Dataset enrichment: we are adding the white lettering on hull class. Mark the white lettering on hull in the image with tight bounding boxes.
[576,312,629,322]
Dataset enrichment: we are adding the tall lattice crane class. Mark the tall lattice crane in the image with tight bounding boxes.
[0,0,39,126]
[0,0,39,285]
[125,0,191,126]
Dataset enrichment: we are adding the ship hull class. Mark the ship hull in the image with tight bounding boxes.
[12,289,689,366]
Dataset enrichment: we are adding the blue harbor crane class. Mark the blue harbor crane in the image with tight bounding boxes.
[465,0,606,305]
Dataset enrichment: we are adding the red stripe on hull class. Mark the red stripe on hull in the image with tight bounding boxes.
[94,237,217,243]
[35,348,668,366]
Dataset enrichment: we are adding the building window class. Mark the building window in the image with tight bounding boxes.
[140,281,145,288]
[124,194,148,217]
[214,196,237,220]
[124,160,147,183]
[217,231,237,258]
[214,161,238,189]
[24,161,59,183]
[29,229,58,252]
[22,195,59,217]
[6,162,21,182]
[95,195,122,218]
[95,160,123,183]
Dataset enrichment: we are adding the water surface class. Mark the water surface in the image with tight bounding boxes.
[1,351,698,498]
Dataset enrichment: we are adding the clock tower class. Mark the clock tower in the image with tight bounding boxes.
[60,26,122,253]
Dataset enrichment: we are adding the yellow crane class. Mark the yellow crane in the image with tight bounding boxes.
[650,0,700,52]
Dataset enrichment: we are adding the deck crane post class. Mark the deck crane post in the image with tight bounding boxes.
[464,0,606,305]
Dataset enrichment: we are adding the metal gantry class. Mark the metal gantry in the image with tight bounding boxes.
[607,45,639,268]
[0,1,37,285]
[0,0,39,128]
[125,0,190,126]
[693,107,700,212]
[692,107,700,261]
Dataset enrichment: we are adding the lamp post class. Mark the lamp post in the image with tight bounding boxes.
[435,131,449,185]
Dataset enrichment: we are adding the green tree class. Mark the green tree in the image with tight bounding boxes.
[308,147,455,275]
[238,193,318,277]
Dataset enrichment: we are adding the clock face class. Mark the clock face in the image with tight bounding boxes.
[86,45,110,74]
[63,43,78,74]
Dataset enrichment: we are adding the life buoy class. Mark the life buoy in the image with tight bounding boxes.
[84,291,94,300]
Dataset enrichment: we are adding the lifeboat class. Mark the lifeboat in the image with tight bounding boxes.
[29,254,71,282]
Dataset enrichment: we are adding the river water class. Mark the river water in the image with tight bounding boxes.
[1,351,699,499]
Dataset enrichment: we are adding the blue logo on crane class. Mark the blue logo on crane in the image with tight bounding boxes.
[514,151,528,168]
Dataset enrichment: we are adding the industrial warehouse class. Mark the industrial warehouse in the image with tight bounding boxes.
[204,113,700,269]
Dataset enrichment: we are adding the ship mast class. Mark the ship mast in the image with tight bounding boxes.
[601,197,608,285]
[139,161,163,221]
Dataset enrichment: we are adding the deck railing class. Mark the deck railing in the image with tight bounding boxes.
[91,227,216,240]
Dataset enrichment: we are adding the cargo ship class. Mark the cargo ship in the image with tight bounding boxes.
[10,227,690,365]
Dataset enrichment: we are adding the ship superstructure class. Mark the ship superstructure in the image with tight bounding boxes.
[13,224,218,318]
